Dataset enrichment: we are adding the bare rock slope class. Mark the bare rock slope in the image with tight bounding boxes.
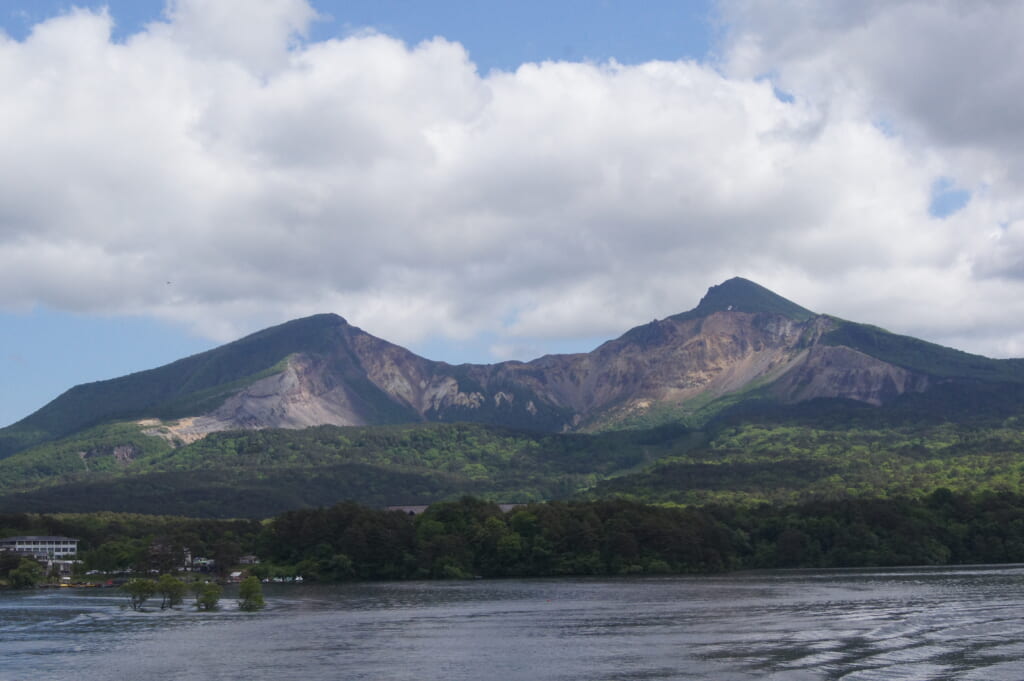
[12,276,1008,458]
[143,278,939,441]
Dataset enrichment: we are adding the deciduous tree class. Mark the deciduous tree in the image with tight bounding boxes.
[194,582,222,611]
[123,578,157,611]
[7,558,44,589]
[237,575,265,611]
[156,574,186,609]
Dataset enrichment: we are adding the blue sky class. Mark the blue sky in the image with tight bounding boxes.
[0,0,715,426]
[1,1,716,69]
[1,0,1022,427]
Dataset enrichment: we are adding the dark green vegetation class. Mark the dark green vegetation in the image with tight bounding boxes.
[7,492,1024,585]
[123,578,157,610]
[237,575,265,611]
[0,511,262,578]
[2,392,1023,517]
[3,281,1023,585]
[0,422,174,490]
[590,396,1024,506]
[1,277,1023,518]
[194,582,222,610]
[0,314,360,458]
[260,494,1024,578]
[2,373,1024,517]
[0,423,671,517]
[821,320,1024,383]
[122,574,194,611]
[156,573,187,609]
[0,554,45,588]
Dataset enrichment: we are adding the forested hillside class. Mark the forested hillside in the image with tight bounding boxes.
[2,279,1024,518]
[0,423,683,516]
[6,491,1024,585]
[1,400,1023,517]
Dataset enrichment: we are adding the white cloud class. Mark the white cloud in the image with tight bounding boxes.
[720,1,1024,157]
[713,0,1024,355]
[156,0,318,75]
[2,1,1024,361]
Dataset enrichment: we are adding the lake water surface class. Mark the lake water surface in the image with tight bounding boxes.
[3,565,1024,680]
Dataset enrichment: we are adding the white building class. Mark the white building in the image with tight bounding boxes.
[0,536,79,560]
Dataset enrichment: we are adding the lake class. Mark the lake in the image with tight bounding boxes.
[3,565,1024,680]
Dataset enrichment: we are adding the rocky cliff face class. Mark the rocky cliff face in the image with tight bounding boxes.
[9,277,1017,464]
[144,287,934,441]
[771,345,931,406]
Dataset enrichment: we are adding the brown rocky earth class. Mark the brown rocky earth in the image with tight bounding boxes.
[144,302,932,442]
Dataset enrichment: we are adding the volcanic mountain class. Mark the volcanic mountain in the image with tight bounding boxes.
[4,277,1022,461]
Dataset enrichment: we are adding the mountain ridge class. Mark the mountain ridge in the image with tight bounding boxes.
[676,276,816,321]
[2,278,1021,460]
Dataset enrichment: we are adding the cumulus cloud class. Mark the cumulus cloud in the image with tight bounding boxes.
[156,0,318,74]
[716,0,1024,355]
[720,1,1024,157]
[2,0,1024,361]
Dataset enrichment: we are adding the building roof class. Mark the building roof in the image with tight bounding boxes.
[385,504,524,515]
[0,536,78,542]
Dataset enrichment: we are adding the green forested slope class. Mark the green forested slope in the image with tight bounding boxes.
[0,314,346,458]
[592,390,1024,505]
[0,423,683,517]
[1,393,1022,518]
[821,320,1024,382]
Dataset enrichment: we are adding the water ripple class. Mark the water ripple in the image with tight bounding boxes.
[3,566,1024,681]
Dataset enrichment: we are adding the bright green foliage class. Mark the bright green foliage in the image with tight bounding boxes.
[156,574,187,609]
[0,422,670,517]
[590,401,1024,506]
[0,421,172,489]
[3,399,1024,521]
[237,576,265,611]
[123,578,157,610]
[4,343,1024,519]
[194,582,222,611]
[5,406,1024,516]
[5,283,1024,520]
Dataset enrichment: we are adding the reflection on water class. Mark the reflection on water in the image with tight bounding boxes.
[3,565,1024,680]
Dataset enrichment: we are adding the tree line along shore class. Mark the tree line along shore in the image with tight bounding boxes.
[3,490,1024,587]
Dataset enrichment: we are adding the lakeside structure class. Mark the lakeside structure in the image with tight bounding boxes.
[0,536,80,581]
[387,504,523,516]
[0,536,78,560]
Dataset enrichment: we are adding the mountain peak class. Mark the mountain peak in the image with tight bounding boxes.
[683,277,815,321]
[291,312,348,327]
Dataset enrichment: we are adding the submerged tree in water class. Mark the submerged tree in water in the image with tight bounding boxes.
[123,578,157,611]
[237,575,265,611]
[193,581,222,611]
[156,574,187,609]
